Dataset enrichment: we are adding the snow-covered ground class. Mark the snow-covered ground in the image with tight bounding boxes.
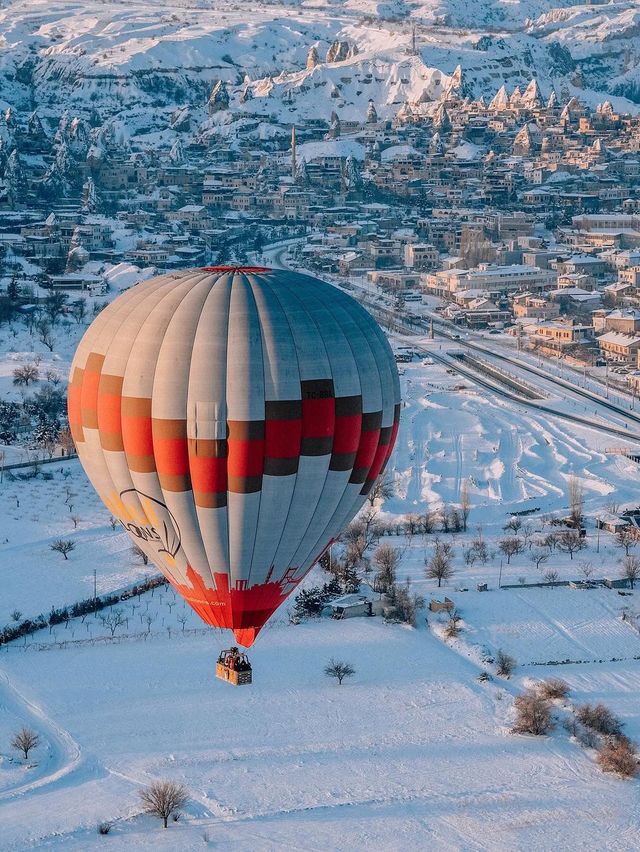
[1,592,640,850]
[3,245,640,847]
[2,342,640,847]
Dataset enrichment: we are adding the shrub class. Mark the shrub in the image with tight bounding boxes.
[97,821,112,835]
[444,608,462,639]
[539,678,570,701]
[576,703,623,737]
[496,649,516,678]
[512,690,554,736]
[596,738,638,778]
[387,579,424,627]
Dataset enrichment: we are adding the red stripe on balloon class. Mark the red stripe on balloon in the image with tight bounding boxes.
[302,397,334,438]
[80,352,104,429]
[189,453,227,494]
[265,418,302,459]
[332,413,361,454]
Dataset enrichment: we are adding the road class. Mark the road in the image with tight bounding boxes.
[267,244,640,445]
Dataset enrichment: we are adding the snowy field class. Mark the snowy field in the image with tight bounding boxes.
[1,606,640,850]
[3,278,640,847]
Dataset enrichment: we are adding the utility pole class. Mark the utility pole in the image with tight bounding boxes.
[291,126,297,181]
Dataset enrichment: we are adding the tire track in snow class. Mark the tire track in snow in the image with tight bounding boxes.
[0,669,82,802]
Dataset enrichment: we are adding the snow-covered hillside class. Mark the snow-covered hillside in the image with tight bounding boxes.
[1,0,640,131]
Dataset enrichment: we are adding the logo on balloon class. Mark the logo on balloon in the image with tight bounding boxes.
[118,488,182,559]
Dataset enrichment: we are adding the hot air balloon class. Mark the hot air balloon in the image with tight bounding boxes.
[68,267,400,649]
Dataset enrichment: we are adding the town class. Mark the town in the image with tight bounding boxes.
[3,64,640,394]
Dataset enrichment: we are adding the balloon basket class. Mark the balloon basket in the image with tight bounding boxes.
[216,647,252,686]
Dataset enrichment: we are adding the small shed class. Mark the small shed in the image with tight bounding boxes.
[596,513,630,533]
[603,577,631,590]
[330,594,383,619]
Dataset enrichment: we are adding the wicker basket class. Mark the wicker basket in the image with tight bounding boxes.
[216,655,252,686]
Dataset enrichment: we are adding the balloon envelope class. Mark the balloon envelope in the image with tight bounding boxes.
[68,267,400,645]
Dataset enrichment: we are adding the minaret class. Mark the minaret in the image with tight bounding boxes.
[291,126,297,181]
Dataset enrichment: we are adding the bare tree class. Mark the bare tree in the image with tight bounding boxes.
[512,690,554,736]
[359,506,380,544]
[11,727,40,760]
[543,568,559,583]
[621,555,640,590]
[423,508,439,535]
[463,546,476,567]
[521,523,534,548]
[567,474,584,528]
[109,516,119,531]
[372,543,400,593]
[578,560,594,581]
[36,319,55,351]
[447,507,463,533]
[99,608,126,637]
[616,527,638,557]
[177,614,188,632]
[12,363,39,386]
[70,515,81,529]
[139,779,190,829]
[367,473,395,507]
[342,517,376,566]
[504,516,522,534]
[404,513,422,537]
[498,537,525,564]
[426,539,454,587]
[388,578,424,626]
[530,548,549,571]
[471,528,488,564]
[44,291,68,324]
[459,480,471,532]
[444,608,462,639]
[324,658,355,685]
[555,530,586,561]
[50,539,75,560]
[71,298,87,325]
